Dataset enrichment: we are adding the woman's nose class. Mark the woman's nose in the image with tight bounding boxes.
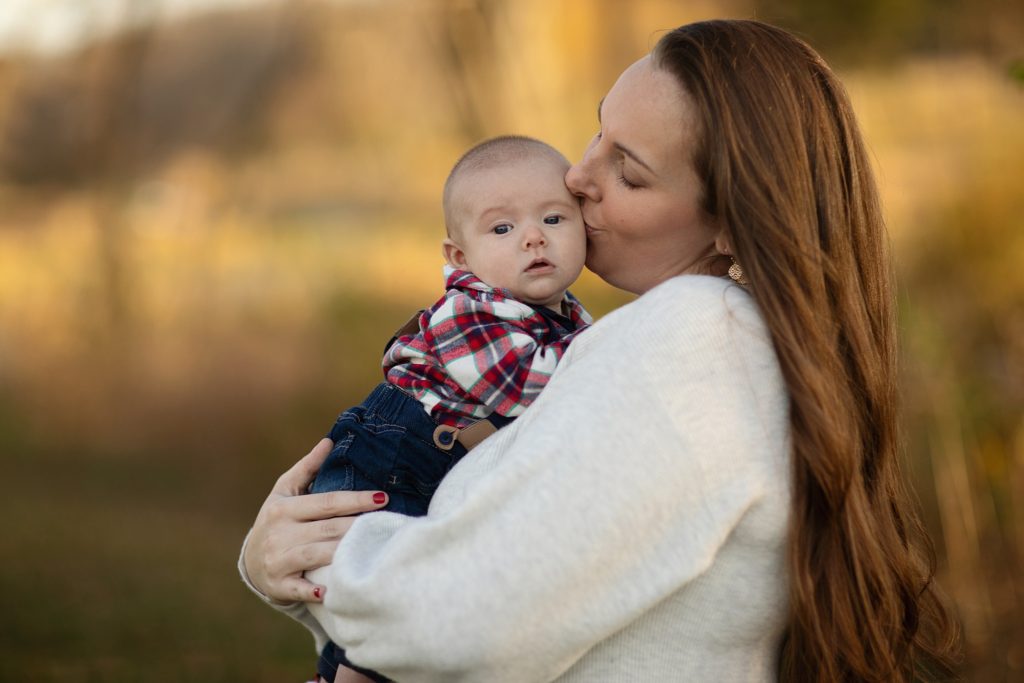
[565,153,599,201]
[564,163,586,197]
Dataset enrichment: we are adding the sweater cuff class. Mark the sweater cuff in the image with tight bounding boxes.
[238,528,301,608]
[238,529,330,653]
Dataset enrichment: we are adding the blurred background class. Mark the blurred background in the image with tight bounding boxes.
[0,0,1020,680]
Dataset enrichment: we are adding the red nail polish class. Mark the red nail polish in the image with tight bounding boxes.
[312,586,322,600]
[373,492,387,505]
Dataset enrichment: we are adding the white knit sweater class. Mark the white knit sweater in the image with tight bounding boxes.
[245,274,792,682]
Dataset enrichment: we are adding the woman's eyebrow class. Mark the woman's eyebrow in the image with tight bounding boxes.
[614,142,654,174]
[597,97,655,174]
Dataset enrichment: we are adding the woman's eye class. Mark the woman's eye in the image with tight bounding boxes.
[543,215,562,225]
[617,174,639,190]
[493,224,512,235]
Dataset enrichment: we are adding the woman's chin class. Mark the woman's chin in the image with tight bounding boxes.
[584,249,613,282]
[584,260,630,293]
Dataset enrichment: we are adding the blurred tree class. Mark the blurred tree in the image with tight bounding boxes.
[0,0,311,332]
[754,0,1024,65]
[0,2,309,188]
[430,0,502,143]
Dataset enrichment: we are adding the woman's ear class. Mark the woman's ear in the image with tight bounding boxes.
[442,238,468,269]
[714,231,733,256]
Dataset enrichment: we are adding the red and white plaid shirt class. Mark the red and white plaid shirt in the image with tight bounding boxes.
[384,269,591,427]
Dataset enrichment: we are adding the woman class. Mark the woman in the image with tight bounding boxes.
[242,20,958,681]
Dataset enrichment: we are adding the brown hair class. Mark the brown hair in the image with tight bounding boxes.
[442,135,569,238]
[652,20,960,681]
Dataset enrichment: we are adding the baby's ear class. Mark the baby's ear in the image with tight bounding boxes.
[442,238,468,269]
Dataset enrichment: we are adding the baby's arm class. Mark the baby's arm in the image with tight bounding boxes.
[426,293,585,416]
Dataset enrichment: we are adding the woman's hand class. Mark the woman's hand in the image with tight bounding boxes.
[242,438,389,604]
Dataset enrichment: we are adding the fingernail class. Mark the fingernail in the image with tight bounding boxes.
[373,492,387,505]
[312,586,322,600]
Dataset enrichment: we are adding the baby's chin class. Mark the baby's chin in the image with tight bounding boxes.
[512,289,567,310]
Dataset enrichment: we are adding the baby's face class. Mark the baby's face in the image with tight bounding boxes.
[443,156,586,310]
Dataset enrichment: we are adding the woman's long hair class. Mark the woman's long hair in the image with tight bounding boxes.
[652,20,959,681]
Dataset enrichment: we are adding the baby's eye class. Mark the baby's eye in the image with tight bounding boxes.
[493,224,512,235]
[543,215,562,225]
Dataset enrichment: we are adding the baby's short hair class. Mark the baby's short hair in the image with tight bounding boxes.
[443,135,570,237]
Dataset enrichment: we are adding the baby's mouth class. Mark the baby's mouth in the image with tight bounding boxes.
[526,258,554,273]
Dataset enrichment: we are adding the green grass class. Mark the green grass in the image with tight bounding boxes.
[0,438,317,681]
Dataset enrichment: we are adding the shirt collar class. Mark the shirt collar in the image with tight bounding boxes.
[444,266,592,329]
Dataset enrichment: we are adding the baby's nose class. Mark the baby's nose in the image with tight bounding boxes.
[523,225,547,248]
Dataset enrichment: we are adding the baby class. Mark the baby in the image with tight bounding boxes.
[308,135,591,682]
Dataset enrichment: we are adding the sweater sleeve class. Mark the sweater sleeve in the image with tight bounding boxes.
[425,292,580,416]
[309,277,787,682]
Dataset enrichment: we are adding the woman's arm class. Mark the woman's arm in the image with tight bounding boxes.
[313,278,789,682]
[240,438,390,604]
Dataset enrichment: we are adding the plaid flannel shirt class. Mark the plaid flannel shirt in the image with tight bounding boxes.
[384,269,592,427]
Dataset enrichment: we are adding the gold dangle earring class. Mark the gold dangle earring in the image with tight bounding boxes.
[727,258,749,286]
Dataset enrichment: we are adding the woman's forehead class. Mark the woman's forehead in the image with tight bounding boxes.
[600,56,697,174]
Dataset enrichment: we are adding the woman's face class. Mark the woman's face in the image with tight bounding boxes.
[565,56,721,294]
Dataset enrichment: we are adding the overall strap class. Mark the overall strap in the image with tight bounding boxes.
[386,309,516,453]
[433,413,515,452]
[382,310,425,356]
